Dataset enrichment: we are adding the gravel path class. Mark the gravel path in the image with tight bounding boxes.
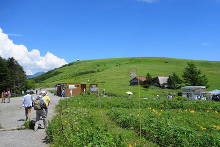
[0,89,60,147]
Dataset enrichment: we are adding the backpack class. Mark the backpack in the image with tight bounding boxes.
[33,98,46,110]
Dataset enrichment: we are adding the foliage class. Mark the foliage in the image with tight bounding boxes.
[167,72,182,89]
[23,120,35,130]
[0,57,10,91]
[107,108,220,147]
[183,62,208,87]
[25,79,36,90]
[0,57,26,94]
[142,73,153,88]
[48,94,220,146]
[47,95,157,147]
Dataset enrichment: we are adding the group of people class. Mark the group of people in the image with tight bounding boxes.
[22,90,51,131]
[1,90,11,103]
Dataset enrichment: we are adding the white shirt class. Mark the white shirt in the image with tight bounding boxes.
[22,94,33,107]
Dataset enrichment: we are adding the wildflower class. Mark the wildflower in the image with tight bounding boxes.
[213,125,220,130]
[200,127,206,131]
[190,110,195,113]
[128,144,132,147]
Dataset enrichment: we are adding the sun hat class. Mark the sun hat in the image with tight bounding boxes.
[40,91,46,94]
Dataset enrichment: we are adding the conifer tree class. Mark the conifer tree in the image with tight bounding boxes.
[183,62,208,87]
[167,72,182,89]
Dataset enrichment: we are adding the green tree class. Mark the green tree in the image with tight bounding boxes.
[143,73,153,88]
[182,62,208,86]
[7,57,26,93]
[0,57,10,91]
[25,79,36,90]
[167,72,182,89]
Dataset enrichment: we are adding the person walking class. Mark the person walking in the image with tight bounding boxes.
[1,91,6,103]
[61,88,65,97]
[7,90,11,103]
[34,91,50,131]
[41,91,51,116]
[22,90,34,121]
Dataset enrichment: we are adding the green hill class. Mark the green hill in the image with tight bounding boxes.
[34,57,220,97]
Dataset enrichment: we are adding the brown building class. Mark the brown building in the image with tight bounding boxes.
[130,77,148,86]
[56,83,86,97]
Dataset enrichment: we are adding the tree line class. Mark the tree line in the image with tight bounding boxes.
[0,57,26,95]
[144,62,208,89]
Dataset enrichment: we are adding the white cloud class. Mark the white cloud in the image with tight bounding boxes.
[0,28,68,75]
[137,0,159,3]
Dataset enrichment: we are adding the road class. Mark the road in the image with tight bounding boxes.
[0,90,60,147]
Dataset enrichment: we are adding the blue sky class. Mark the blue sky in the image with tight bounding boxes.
[0,0,220,73]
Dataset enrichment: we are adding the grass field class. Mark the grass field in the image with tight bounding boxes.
[47,95,220,146]
[34,57,220,97]
[42,57,220,146]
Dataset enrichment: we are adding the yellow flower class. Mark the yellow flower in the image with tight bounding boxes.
[128,144,132,147]
[213,125,220,130]
[190,110,195,113]
[200,127,206,130]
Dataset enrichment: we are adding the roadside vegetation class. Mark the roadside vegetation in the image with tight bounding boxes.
[0,57,27,94]
[47,94,220,146]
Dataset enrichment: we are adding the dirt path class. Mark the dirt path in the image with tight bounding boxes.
[0,89,60,147]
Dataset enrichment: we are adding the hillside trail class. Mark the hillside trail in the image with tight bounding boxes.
[0,89,60,147]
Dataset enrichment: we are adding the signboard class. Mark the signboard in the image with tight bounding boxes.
[69,85,77,89]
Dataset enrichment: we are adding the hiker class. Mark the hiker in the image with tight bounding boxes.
[41,91,51,116]
[7,90,11,103]
[22,90,34,121]
[34,91,50,131]
[1,91,6,103]
[61,88,65,97]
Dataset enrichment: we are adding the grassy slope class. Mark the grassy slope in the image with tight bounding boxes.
[35,57,220,97]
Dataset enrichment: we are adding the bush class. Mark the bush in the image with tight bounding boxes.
[23,120,35,130]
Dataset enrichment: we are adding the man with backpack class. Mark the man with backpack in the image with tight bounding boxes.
[34,91,50,131]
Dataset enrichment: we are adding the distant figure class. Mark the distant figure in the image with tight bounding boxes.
[102,89,106,97]
[7,90,11,103]
[1,91,6,103]
[70,89,73,97]
[22,90,34,121]
[61,88,65,97]
[1,91,5,103]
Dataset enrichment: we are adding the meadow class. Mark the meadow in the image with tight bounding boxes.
[36,57,220,146]
[34,57,220,97]
[47,95,220,146]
